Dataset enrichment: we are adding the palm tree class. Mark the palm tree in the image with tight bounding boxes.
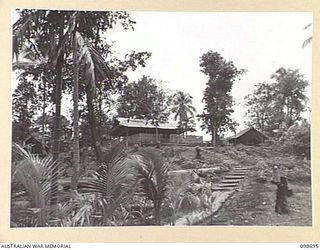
[11,143,63,227]
[171,91,196,136]
[13,10,65,163]
[81,143,140,225]
[13,10,117,190]
[133,148,170,225]
[71,19,80,190]
[13,10,66,204]
[166,174,193,225]
[56,12,115,189]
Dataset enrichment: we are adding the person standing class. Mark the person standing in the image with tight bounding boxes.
[272,176,290,214]
[272,165,280,183]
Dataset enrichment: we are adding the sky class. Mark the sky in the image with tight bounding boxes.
[103,12,312,140]
[12,11,313,141]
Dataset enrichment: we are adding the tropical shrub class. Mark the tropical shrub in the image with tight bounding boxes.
[11,143,63,227]
[80,143,140,226]
[280,120,310,158]
[132,148,171,225]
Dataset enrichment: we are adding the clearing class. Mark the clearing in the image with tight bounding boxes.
[161,144,312,226]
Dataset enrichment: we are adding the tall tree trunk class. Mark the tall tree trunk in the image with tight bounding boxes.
[52,53,63,158]
[41,80,46,152]
[211,126,218,146]
[86,85,102,161]
[71,32,80,190]
[154,202,161,225]
[185,122,188,137]
[51,15,64,204]
[211,124,215,146]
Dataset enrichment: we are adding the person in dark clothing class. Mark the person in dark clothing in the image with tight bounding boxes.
[272,176,290,214]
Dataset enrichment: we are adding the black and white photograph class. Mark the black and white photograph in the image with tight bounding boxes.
[10,9,312,228]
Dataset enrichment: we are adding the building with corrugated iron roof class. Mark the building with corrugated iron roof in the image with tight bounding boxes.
[110,117,184,145]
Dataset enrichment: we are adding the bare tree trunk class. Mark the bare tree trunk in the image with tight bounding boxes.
[154,202,161,225]
[41,80,46,151]
[71,32,80,190]
[51,15,64,204]
[86,85,102,161]
[211,125,216,146]
[52,43,63,159]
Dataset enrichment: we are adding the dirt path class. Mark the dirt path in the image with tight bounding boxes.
[200,167,312,226]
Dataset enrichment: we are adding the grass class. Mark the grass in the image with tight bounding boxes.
[160,144,312,226]
[200,180,311,226]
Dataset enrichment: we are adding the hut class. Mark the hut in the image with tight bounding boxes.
[110,118,183,145]
[227,127,268,145]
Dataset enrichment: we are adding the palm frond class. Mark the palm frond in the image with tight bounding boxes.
[12,143,62,226]
[52,12,111,91]
[132,148,170,224]
[12,10,48,61]
[75,31,112,90]
[167,173,193,210]
[51,12,77,67]
[304,23,312,30]
[56,190,95,227]
[302,37,312,48]
[12,12,37,61]
[80,143,140,224]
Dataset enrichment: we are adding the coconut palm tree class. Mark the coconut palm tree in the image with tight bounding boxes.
[13,10,115,190]
[171,91,196,136]
[54,12,115,189]
[13,10,65,163]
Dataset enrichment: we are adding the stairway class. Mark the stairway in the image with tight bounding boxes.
[211,166,250,192]
[174,165,252,226]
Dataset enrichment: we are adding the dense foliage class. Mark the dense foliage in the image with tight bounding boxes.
[280,120,310,158]
[245,68,309,137]
[11,144,194,226]
[11,10,311,227]
[198,51,245,144]
[117,75,171,122]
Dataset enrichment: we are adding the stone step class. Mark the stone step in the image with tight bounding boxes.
[211,187,234,192]
[230,172,248,175]
[234,166,249,169]
[218,183,238,188]
[221,179,240,184]
[233,168,249,171]
[224,175,245,179]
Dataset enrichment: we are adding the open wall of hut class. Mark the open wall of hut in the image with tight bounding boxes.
[110,118,184,145]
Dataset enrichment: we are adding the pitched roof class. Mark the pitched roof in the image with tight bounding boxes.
[226,127,268,141]
[115,117,179,130]
[229,127,253,139]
